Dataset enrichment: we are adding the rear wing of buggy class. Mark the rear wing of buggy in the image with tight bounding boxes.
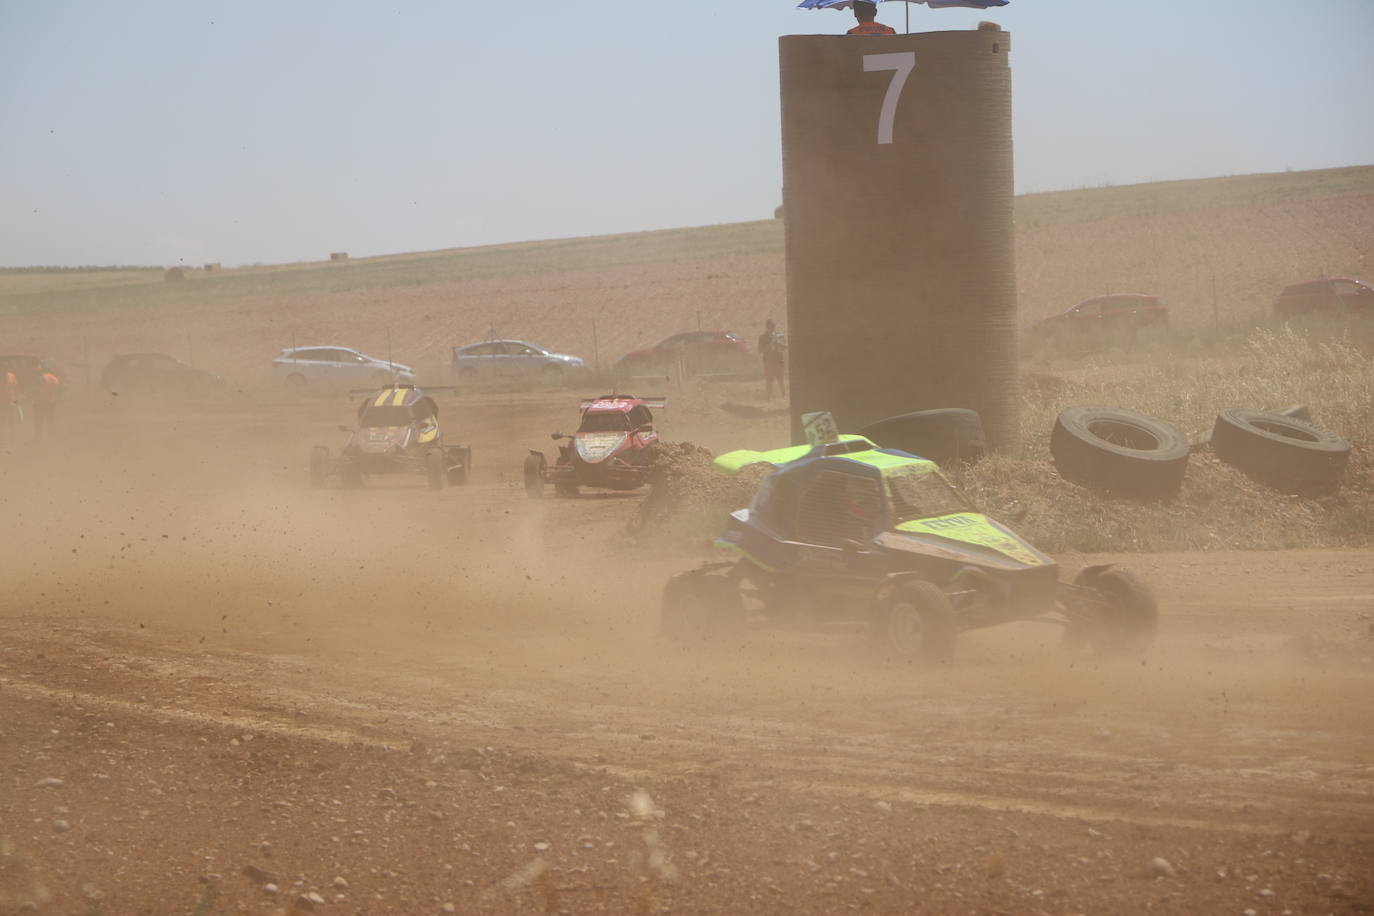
[348,385,459,398]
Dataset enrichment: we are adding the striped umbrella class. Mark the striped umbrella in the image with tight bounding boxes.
[797,0,1009,8]
[799,0,1009,32]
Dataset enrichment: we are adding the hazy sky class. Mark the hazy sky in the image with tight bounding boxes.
[2,1,1371,268]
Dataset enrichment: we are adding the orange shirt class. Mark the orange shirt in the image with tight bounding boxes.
[33,372,61,403]
[848,21,896,35]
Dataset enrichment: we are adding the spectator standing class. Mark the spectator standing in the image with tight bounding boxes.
[30,368,61,441]
[1,368,18,446]
[758,319,787,401]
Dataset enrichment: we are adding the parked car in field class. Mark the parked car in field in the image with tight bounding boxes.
[272,346,415,390]
[615,331,750,376]
[1030,295,1169,338]
[1272,278,1374,318]
[101,352,225,397]
[450,339,585,382]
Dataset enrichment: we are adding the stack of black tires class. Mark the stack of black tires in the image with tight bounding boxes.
[1049,405,1350,498]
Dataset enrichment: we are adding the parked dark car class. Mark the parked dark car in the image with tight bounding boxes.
[101,352,226,397]
[1031,295,1169,338]
[616,331,750,376]
[1273,278,1374,318]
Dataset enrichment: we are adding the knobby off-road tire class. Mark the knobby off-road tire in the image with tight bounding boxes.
[870,580,955,663]
[553,468,580,499]
[857,408,986,467]
[309,446,328,488]
[446,447,471,485]
[340,462,364,489]
[523,454,546,498]
[1211,408,1350,495]
[1051,406,1190,499]
[425,450,446,490]
[1069,566,1158,655]
[660,573,744,643]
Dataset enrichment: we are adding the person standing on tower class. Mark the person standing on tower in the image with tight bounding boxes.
[848,1,896,35]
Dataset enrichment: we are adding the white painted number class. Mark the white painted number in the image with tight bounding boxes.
[863,51,916,146]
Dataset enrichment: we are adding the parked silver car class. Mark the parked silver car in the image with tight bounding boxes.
[272,346,415,390]
[450,339,585,382]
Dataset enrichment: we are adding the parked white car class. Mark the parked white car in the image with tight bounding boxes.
[272,346,415,390]
[450,339,585,383]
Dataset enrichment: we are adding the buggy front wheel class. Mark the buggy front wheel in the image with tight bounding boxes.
[340,463,364,489]
[1068,566,1157,655]
[309,446,328,488]
[523,453,546,498]
[425,450,445,490]
[660,573,744,643]
[446,447,471,485]
[871,580,955,663]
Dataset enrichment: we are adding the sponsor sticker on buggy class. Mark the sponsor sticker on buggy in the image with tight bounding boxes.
[899,513,1048,567]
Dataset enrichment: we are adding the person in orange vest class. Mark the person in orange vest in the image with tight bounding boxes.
[30,368,61,441]
[1,368,18,445]
[848,1,896,35]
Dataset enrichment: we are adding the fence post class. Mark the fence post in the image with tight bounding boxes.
[1211,275,1219,332]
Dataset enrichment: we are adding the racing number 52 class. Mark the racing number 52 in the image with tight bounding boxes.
[863,51,916,146]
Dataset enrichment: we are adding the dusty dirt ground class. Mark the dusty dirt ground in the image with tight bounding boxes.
[2,394,1373,915]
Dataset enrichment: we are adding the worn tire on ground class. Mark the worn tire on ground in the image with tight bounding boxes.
[857,408,986,467]
[1050,406,1190,499]
[1211,408,1349,494]
[870,580,956,663]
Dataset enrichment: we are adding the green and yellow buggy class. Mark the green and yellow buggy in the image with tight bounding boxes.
[661,431,1157,660]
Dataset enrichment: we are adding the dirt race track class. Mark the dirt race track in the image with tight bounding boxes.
[2,394,1372,915]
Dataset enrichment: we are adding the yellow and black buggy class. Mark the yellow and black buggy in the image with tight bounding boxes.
[310,385,472,490]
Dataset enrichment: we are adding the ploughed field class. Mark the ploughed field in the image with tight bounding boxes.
[2,166,1372,388]
[2,395,1372,914]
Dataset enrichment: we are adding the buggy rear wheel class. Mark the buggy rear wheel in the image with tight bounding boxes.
[871,580,955,663]
[660,572,744,643]
[554,479,579,498]
[309,446,328,488]
[523,453,546,498]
